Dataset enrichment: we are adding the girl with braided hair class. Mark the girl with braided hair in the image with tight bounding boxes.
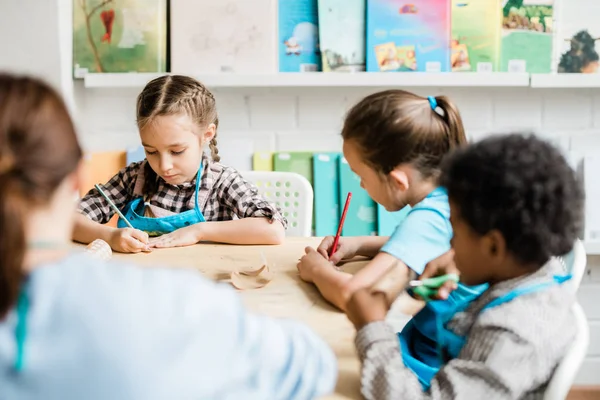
[74,75,286,252]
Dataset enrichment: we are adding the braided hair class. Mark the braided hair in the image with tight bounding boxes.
[136,75,220,197]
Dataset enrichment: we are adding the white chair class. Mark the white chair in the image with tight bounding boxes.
[241,171,313,237]
[556,238,587,291]
[543,302,590,400]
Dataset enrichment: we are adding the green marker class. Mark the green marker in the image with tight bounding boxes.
[409,273,460,301]
[94,184,134,229]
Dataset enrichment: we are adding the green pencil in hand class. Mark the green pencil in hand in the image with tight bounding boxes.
[94,184,134,229]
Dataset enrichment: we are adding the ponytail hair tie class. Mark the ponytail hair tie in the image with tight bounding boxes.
[428,96,445,117]
[427,96,437,110]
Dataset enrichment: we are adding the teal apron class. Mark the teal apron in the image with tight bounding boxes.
[398,283,487,389]
[400,274,571,391]
[117,164,206,237]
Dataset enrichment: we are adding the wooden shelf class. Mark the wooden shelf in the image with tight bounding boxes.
[584,241,600,255]
[83,72,532,89]
[530,73,600,88]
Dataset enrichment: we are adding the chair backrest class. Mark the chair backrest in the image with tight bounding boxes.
[241,171,313,237]
[543,302,590,400]
[555,239,587,291]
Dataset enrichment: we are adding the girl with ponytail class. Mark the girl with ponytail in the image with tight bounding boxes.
[297,89,488,383]
[0,74,82,319]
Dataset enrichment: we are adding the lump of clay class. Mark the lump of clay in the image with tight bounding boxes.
[230,264,273,290]
[85,239,112,261]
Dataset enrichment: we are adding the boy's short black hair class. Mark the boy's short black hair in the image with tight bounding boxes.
[440,133,584,266]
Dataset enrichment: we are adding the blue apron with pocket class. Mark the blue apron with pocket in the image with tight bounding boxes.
[117,164,206,237]
[399,274,571,391]
[397,283,486,389]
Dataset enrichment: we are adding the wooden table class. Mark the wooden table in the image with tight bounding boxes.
[111,238,422,399]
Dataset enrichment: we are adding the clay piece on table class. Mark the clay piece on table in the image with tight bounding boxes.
[85,239,112,261]
[230,264,273,290]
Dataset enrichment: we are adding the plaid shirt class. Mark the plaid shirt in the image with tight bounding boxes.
[356,259,576,400]
[78,155,287,228]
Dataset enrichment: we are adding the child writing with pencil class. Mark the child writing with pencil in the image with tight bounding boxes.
[74,75,286,253]
[297,89,487,383]
[346,134,583,399]
[0,73,336,399]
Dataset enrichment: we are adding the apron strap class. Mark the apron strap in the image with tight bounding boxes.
[194,162,204,220]
[135,160,204,215]
[14,282,30,372]
[483,274,572,311]
[133,162,147,198]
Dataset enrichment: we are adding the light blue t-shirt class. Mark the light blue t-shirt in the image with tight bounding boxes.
[381,186,452,274]
[0,253,337,400]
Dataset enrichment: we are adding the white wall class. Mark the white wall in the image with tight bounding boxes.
[0,0,75,114]
[2,0,600,386]
[0,0,62,87]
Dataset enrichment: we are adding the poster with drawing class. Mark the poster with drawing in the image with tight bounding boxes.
[555,0,600,73]
[170,0,277,74]
[73,0,167,78]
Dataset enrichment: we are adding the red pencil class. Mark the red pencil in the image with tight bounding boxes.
[330,192,352,257]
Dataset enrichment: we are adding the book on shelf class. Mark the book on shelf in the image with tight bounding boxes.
[500,0,554,74]
[366,0,451,73]
[278,0,322,72]
[318,0,366,72]
[451,0,501,72]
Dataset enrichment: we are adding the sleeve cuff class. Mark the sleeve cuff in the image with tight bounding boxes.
[254,201,289,229]
[355,321,397,360]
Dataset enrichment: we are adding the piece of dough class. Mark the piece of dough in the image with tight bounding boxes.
[238,264,268,277]
[230,264,273,290]
[85,239,112,261]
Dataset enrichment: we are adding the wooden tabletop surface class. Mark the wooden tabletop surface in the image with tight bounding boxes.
[111,238,422,399]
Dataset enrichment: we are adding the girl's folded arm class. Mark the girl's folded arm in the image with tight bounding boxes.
[72,212,116,245]
[192,217,285,245]
[356,236,390,258]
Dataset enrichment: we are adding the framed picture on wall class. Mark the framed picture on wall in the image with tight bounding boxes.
[73,0,168,78]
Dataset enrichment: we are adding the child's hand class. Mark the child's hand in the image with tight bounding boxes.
[148,225,200,249]
[418,250,459,300]
[316,236,360,265]
[297,246,331,283]
[346,288,390,330]
[109,228,151,253]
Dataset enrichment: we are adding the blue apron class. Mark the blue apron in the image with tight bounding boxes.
[398,283,487,389]
[117,165,206,237]
[400,274,571,391]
